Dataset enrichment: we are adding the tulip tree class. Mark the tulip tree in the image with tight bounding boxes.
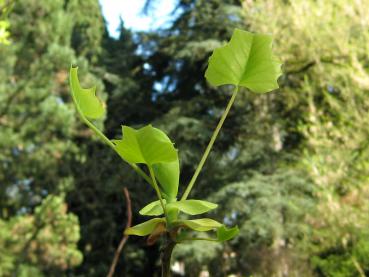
[69,28,281,277]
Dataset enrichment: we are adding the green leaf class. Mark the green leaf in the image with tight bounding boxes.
[124,218,166,236]
[168,200,218,215]
[205,28,282,93]
[113,125,178,165]
[216,225,239,242]
[70,66,105,119]
[152,160,179,200]
[174,218,222,232]
[139,200,166,216]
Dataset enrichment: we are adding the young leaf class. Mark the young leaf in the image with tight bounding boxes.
[174,218,222,232]
[205,28,282,93]
[113,125,178,165]
[70,66,105,119]
[125,218,166,236]
[152,160,179,201]
[139,200,166,216]
[168,200,218,215]
[216,225,239,242]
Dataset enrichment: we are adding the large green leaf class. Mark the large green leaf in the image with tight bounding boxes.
[139,200,165,216]
[70,66,105,119]
[152,160,179,200]
[124,218,166,236]
[216,225,239,242]
[168,200,217,215]
[174,218,222,232]
[205,28,282,93]
[113,125,178,165]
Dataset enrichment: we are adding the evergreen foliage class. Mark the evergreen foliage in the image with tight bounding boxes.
[0,196,82,276]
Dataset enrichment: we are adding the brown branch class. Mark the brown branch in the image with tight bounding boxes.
[286,60,316,74]
[107,187,132,277]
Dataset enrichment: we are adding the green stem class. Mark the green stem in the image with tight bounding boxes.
[71,93,153,187]
[181,86,239,200]
[148,166,167,219]
[161,234,176,277]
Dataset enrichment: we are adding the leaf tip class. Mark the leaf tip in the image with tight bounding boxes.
[69,66,105,119]
[216,225,239,242]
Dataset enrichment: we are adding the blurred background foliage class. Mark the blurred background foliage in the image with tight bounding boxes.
[0,0,11,45]
[0,0,368,276]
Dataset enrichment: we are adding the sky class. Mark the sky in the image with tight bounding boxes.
[99,0,176,37]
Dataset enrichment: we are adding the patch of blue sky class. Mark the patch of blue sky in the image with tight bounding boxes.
[99,0,178,37]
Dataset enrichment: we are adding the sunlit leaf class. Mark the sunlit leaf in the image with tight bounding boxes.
[70,66,105,119]
[168,200,218,215]
[113,125,178,165]
[216,225,239,242]
[153,160,179,200]
[205,28,282,93]
[139,200,165,216]
[125,218,166,236]
[174,218,222,232]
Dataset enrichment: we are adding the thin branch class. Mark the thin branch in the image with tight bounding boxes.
[286,61,316,74]
[352,257,366,277]
[107,187,132,277]
[285,55,348,75]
